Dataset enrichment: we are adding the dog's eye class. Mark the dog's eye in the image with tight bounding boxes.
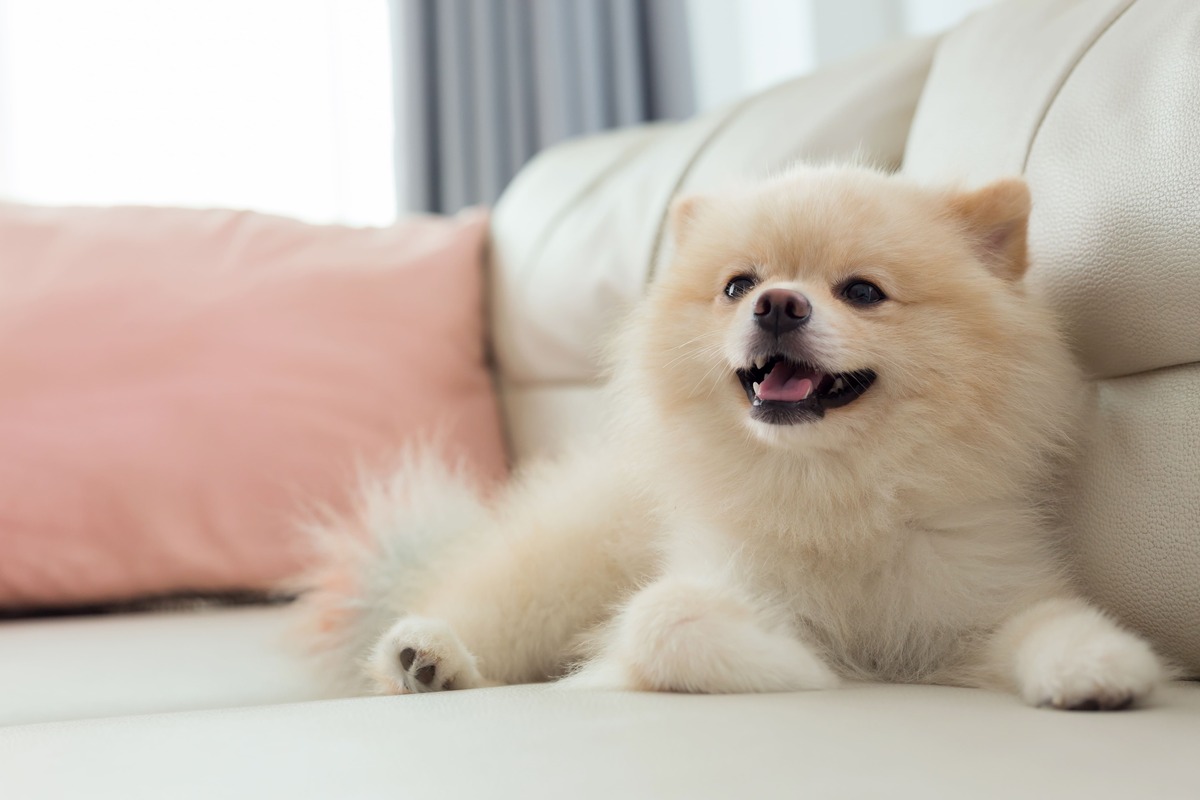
[841,280,886,306]
[724,275,757,299]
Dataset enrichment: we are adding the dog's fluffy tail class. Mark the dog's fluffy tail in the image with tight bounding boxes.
[288,448,492,695]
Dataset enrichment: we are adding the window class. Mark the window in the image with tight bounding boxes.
[0,0,396,226]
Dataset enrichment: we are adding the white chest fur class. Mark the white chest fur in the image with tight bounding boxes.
[662,502,1067,681]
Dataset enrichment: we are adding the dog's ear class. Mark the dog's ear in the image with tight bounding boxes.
[948,178,1031,281]
[667,193,710,245]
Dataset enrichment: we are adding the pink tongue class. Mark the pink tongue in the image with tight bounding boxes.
[758,361,817,402]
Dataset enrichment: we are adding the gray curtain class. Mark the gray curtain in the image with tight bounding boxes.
[391,0,694,214]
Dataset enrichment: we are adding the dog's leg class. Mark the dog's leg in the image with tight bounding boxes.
[983,597,1164,709]
[366,461,654,694]
[574,577,839,693]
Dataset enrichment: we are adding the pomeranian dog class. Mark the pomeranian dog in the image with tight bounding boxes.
[297,165,1164,710]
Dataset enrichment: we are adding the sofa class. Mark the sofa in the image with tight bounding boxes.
[2,0,1197,797]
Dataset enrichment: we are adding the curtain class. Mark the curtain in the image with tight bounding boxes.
[392,0,694,214]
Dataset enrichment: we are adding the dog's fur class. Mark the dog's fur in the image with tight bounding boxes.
[297,166,1164,709]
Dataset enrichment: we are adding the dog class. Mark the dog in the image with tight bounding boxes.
[297,165,1164,710]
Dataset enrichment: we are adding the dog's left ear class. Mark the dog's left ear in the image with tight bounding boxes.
[948,178,1031,281]
[667,193,711,245]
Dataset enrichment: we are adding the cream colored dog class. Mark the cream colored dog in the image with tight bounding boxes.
[299,166,1164,710]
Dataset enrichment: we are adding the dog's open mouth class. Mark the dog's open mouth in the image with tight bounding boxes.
[735,355,876,424]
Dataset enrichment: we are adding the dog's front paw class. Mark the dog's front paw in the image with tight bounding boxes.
[1022,634,1161,710]
[603,579,838,694]
[1010,601,1164,710]
[367,616,486,695]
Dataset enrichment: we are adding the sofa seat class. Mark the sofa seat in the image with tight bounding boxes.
[3,681,1198,799]
[0,604,325,727]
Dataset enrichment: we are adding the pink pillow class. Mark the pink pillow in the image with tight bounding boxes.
[0,203,507,608]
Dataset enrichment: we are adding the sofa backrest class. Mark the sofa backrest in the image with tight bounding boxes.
[488,0,1200,677]
[903,0,1200,677]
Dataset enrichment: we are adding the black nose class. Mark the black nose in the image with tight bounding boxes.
[754,288,811,335]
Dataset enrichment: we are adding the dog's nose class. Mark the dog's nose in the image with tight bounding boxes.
[754,289,811,335]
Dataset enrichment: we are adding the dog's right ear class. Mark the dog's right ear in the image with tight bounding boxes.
[667,193,710,245]
[947,178,1032,282]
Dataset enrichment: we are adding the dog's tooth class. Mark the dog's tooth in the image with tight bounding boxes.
[752,381,761,397]
[754,357,765,370]
[832,377,845,392]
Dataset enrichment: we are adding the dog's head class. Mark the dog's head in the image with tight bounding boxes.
[625,166,1076,464]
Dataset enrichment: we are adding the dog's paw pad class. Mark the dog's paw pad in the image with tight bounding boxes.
[390,646,447,691]
[1041,687,1139,711]
[398,647,416,671]
[1063,695,1134,712]
[412,663,437,686]
[368,617,483,695]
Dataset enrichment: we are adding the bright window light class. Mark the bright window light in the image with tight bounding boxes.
[0,0,396,226]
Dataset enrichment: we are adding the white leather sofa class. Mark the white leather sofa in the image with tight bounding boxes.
[2,1,1197,797]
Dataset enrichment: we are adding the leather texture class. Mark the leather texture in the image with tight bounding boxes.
[1023,0,1200,380]
[903,0,1134,184]
[490,37,937,460]
[902,0,1200,676]
[3,682,1198,800]
[1064,367,1200,674]
[0,605,326,726]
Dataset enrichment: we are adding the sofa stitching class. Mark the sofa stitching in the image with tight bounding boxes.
[1021,0,1139,172]
[1090,358,1200,385]
[1019,0,1191,386]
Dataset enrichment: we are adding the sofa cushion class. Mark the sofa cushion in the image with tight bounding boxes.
[902,0,1200,677]
[0,205,507,608]
[2,682,1197,799]
[0,604,324,726]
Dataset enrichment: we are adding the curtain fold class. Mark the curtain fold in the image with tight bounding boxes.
[392,0,694,214]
